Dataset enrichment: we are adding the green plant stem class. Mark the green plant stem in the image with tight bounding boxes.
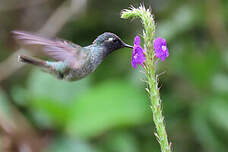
[121,6,171,152]
[145,62,171,152]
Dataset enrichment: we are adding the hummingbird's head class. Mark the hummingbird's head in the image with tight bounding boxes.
[93,32,133,52]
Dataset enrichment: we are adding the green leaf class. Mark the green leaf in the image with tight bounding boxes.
[23,69,91,128]
[44,137,99,152]
[191,97,228,152]
[209,98,228,132]
[157,5,199,40]
[66,80,151,138]
[27,69,91,102]
[100,131,139,152]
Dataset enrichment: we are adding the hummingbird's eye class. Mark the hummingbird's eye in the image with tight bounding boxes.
[107,37,114,42]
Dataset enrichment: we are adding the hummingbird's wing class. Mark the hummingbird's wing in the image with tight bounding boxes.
[12,31,87,69]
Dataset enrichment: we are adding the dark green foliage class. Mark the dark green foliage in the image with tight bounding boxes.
[1,0,228,152]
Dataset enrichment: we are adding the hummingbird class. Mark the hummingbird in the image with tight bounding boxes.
[12,31,133,81]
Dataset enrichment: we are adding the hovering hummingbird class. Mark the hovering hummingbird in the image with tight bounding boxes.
[12,31,133,81]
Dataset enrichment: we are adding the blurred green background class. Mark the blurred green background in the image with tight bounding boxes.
[0,0,228,152]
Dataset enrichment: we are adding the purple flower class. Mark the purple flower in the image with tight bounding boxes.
[131,36,146,68]
[153,37,169,61]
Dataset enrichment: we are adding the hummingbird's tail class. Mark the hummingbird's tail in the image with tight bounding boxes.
[18,55,69,79]
[18,55,48,68]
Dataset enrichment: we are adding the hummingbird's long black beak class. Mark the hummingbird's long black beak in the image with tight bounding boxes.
[123,43,133,49]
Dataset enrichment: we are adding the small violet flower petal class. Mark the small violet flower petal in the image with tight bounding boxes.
[134,36,141,45]
[153,37,169,61]
[131,36,146,69]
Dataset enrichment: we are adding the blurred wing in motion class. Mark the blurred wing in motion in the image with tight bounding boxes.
[12,31,86,68]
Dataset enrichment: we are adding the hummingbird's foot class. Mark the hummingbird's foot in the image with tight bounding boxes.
[57,72,64,79]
